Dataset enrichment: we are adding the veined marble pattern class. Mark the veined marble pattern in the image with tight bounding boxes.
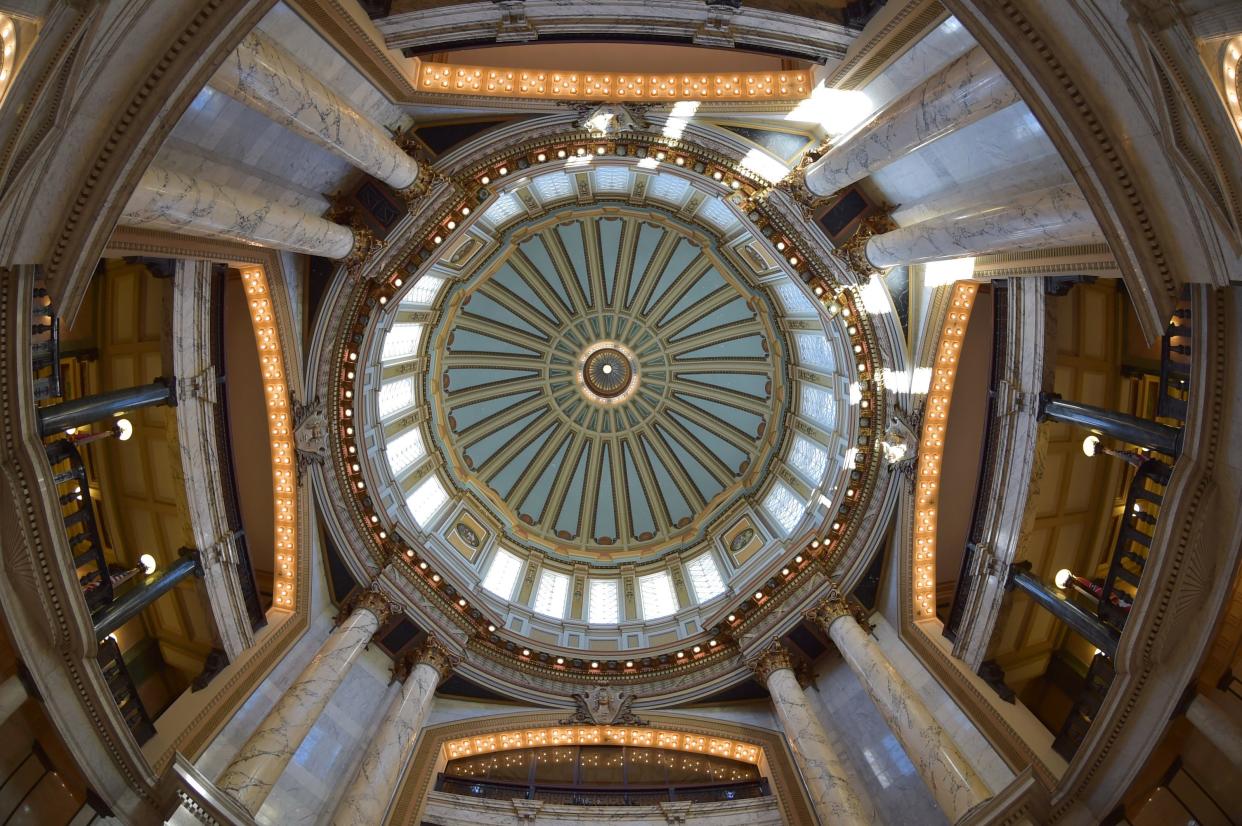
[216,607,381,813]
[866,183,1104,268]
[869,617,1013,793]
[162,110,338,214]
[856,17,978,115]
[767,667,872,826]
[828,618,988,821]
[212,29,418,190]
[257,2,407,130]
[121,165,355,259]
[330,661,439,826]
[808,653,946,826]
[806,47,1021,197]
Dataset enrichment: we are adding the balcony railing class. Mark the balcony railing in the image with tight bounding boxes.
[1052,306,1190,759]
[30,287,61,402]
[97,637,156,745]
[44,438,114,613]
[436,774,769,806]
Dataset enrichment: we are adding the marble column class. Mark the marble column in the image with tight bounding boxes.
[217,589,397,813]
[748,640,872,826]
[807,593,990,821]
[864,184,1104,269]
[805,45,1021,197]
[1185,692,1242,771]
[331,636,459,826]
[121,165,356,259]
[211,29,419,191]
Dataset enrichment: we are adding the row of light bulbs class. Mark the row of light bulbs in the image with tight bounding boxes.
[914,282,978,618]
[417,63,811,101]
[241,268,297,609]
[444,726,761,763]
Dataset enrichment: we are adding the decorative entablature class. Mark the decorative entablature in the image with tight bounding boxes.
[311,118,898,698]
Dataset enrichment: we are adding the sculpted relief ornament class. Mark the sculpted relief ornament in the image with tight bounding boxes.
[562,685,645,726]
[292,396,328,481]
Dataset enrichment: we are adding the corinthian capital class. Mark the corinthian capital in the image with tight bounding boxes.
[746,639,794,686]
[414,634,461,680]
[340,583,401,629]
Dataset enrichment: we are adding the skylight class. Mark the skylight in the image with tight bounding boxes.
[588,579,621,624]
[639,571,678,620]
[685,554,726,602]
[533,570,570,618]
[378,376,416,419]
[381,323,423,362]
[386,428,425,475]
[788,434,829,483]
[405,475,449,527]
[762,480,804,536]
[800,384,837,430]
[481,548,523,601]
[402,275,445,307]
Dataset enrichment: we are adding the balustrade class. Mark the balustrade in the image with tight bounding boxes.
[435,775,769,806]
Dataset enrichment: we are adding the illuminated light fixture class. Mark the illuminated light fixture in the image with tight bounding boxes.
[370,514,379,523]
[727,614,736,622]
[378,296,387,305]
[692,645,701,653]
[346,371,355,380]
[420,561,429,569]
[795,555,803,564]
[481,175,491,184]
[1082,435,1101,456]
[406,549,415,558]
[754,591,763,600]
[537,153,547,162]
[676,651,685,658]
[1054,569,1073,589]
[447,220,457,230]
[522,649,531,656]
[557,149,567,158]
[625,660,634,667]
[498,166,509,175]
[488,624,497,632]
[348,351,357,361]
[708,640,717,647]
[431,573,441,582]
[114,418,134,441]
[781,568,790,576]
[378,530,387,539]
[810,539,819,548]
[138,554,157,575]
[461,206,471,215]
[458,598,467,607]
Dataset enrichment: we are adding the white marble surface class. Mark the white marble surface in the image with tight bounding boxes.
[330,661,439,826]
[866,183,1103,268]
[807,46,1021,196]
[868,616,1014,794]
[857,17,978,116]
[808,652,946,826]
[121,165,355,259]
[828,617,989,821]
[216,606,381,813]
[767,666,872,826]
[212,28,417,190]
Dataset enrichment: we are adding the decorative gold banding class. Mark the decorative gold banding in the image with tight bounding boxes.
[444,725,762,764]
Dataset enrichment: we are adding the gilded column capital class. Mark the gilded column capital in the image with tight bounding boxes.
[836,212,897,276]
[339,583,401,629]
[412,634,460,681]
[343,224,385,281]
[746,639,795,686]
[806,582,870,632]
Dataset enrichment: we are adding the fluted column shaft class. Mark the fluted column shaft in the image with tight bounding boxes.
[218,592,394,813]
[750,643,871,826]
[865,184,1103,269]
[122,165,356,259]
[810,598,989,820]
[212,29,418,190]
[805,46,1021,197]
[331,638,458,826]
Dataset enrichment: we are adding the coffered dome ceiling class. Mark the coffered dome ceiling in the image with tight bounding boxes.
[429,207,788,562]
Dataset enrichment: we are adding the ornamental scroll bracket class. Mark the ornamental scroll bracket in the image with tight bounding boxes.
[291,395,328,483]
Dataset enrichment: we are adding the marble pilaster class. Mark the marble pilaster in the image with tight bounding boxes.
[1185,692,1242,771]
[217,590,397,813]
[864,184,1104,269]
[121,165,356,259]
[330,636,459,826]
[806,46,1021,197]
[211,29,419,191]
[748,641,872,826]
[808,595,990,821]
[0,672,28,728]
